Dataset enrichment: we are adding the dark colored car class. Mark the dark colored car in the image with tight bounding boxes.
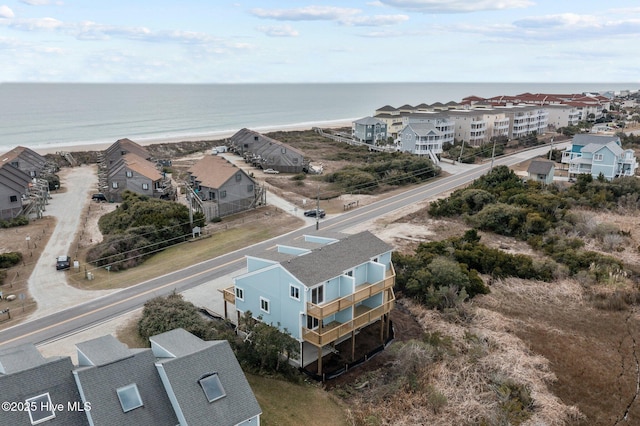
[304,209,326,218]
[56,255,71,270]
[92,193,107,202]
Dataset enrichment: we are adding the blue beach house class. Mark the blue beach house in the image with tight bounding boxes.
[223,231,395,377]
[561,134,638,180]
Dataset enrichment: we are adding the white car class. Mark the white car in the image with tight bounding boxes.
[263,168,280,174]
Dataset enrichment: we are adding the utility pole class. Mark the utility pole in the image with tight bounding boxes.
[185,182,193,228]
[315,184,320,231]
[490,138,497,171]
[458,139,465,164]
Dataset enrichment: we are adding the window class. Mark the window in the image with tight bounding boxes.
[126,171,133,178]
[10,195,18,203]
[236,172,242,181]
[220,190,227,198]
[594,153,603,161]
[26,393,55,425]
[307,315,319,330]
[235,287,244,301]
[345,270,353,277]
[247,184,254,192]
[30,171,36,177]
[311,286,324,304]
[290,285,300,300]
[260,297,270,313]
[116,384,143,412]
[112,181,119,189]
[199,373,226,402]
[142,183,149,190]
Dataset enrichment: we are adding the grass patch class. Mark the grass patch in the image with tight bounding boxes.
[246,373,350,426]
[67,211,303,290]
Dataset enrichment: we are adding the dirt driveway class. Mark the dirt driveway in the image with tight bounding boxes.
[28,165,113,319]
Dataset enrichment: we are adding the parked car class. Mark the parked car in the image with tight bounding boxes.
[56,255,71,270]
[304,209,326,218]
[92,193,107,202]
[263,168,280,174]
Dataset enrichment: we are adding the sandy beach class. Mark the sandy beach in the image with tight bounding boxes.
[31,119,355,156]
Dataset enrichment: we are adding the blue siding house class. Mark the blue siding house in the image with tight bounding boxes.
[561,134,638,180]
[224,231,395,376]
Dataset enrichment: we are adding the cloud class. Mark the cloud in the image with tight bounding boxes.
[250,5,408,27]
[379,0,534,13]
[20,0,57,5]
[341,14,409,26]
[256,25,299,37]
[250,6,361,21]
[0,5,14,18]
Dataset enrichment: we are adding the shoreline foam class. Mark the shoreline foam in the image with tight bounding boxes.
[31,118,356,155]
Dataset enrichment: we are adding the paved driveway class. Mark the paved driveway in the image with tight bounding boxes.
[28,165,113,320]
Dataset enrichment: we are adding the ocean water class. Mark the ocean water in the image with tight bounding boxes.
[0,82,636,153]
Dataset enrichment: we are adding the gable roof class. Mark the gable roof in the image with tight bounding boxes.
[572,134,620,147]
[151,329,262,426]
[188,155,250,189]
[583,141,624,156]
[0,146,47,169]
[122,153,163,181]
[106,138,151,161]
[527,160,555,175]
[402,123,443,137]
[76,335,133,366]
[0,346,88,426]
[354,116,386,126]
[73,344,178,426]
[0,162,32,194]
[281,231,392,286]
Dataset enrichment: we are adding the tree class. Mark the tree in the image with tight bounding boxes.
[137,292,217,342]
[236,311,300,375]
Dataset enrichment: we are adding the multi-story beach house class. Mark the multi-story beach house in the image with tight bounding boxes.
[447,109,511,147]
[186,154,261,220]
[352,117,388,145]
[545,104,581,130]
[0,146,48,179]
[0,329,261,426]
[397,115,452,163]
[228,129,306,173]
[101,138,173,202]
[498,106,549,139]
[106,153,172,202]
[0,161,49,220]
[223,231,395,377]
[562,134,638,180]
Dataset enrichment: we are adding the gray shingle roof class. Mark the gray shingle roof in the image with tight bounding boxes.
[354,116,385,125]
[582,141,624,156]
[0,344,49,374]
[0,354,88,426]
[151,329,262,426]
[73,348,178,426]
[527,160,554,175]
[281,231,392,286]
[76,335,133,366]
[572,134,620,146]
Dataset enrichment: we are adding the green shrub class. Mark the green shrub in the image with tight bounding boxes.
[0,252,22,268]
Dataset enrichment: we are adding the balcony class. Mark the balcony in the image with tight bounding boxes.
[302,289,395,347]
[221,286,235,304]
[306,266,395,320]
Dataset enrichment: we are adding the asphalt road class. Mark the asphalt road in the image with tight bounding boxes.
[0,144,564,351]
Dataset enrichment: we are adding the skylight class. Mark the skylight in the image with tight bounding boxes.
[26,393,55,425]
[199,373,226,403]
[116,383,143,412]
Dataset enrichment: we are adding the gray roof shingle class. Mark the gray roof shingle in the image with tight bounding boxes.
[151,329,262,426]
[281,231,392,286]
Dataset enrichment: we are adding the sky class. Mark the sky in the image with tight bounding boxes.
[0,0,639,83]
